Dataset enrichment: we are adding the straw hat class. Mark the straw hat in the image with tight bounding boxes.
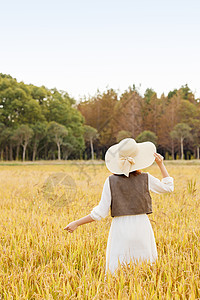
[105,138,156,177]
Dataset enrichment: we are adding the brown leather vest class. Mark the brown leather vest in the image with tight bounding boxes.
[109,172,152,217]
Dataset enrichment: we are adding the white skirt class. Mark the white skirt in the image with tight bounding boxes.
[105,214,158,275]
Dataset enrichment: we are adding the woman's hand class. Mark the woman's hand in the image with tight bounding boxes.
[154,152,170,178]
[154,153,164,167]
[64,221,78,233]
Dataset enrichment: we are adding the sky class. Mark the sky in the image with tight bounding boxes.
[0,0,200,101]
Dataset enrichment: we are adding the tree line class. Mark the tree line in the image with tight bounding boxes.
[78,85,200,160]
[0,73,200,161]
[0,73,85,161]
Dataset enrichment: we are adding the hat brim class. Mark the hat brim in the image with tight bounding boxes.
[105,141,156,174]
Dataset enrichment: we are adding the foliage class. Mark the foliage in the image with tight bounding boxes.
[12,124,33,161]
[0,74,85,161]
[170,123,192,160]
[83,125,99,159]
[136,130,158,145]
[0,73,200,160]
[47,122,68,160]
[116,130,132,142]
[83,125,98,142]
[170,123,192,141]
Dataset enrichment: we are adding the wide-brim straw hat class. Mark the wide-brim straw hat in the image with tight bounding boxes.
[105,138,156,177]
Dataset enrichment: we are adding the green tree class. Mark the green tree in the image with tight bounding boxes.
[83,125,98,160]
[144,88,156,104]
[168,89,178,99]
[12,125,34,161]
[0,123,5,160]
[31,121,47,161]
[0,76,45,126]
[0,125,15,160]
[178,100,196,125]
[138,88,161,135]
[170,123,192,160]
[47,121,68,160]
[44,88,85,158]
[191,119,200,159]
[28,85,48,105]
[116,130,132,143]
[180,84,195,102]
[136,130,157,145]
[3,127,14,160]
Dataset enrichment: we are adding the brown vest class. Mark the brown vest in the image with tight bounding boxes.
[109,172,152,217]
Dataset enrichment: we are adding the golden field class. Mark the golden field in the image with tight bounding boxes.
[0,161,200,299]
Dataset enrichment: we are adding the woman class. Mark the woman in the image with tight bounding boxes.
[64,138,174,276]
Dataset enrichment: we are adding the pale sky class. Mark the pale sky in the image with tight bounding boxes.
[0,0,200,101]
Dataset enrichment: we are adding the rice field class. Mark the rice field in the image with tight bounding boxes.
[0,161,200,299]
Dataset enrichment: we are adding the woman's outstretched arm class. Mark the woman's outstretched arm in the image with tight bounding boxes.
[64,177,111,233]
[64,214,95,233]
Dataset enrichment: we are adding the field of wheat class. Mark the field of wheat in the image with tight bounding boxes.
[0,161,200,299]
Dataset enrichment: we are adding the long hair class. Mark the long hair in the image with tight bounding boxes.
[129,170,141,176]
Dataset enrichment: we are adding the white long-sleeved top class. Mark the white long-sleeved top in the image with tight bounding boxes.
[90,172,174,221]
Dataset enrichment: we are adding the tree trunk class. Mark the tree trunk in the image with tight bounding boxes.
[0,149,3,161]
[90,138,94,160]
[22,144,27,162]
[9,143,13,161]
[180,137,184,160]
[32,142,37,161]
[57,142,61,160]
[26,149,28,161]
[171,139,174,160]
[16,144,20,161]
[5,145,8,161]
[44,144,47,160]
[197,146,200,160]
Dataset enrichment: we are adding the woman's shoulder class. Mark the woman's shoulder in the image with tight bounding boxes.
[141,171,153,177]
[140,171,149,177]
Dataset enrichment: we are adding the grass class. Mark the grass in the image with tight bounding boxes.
[0,162,200,299]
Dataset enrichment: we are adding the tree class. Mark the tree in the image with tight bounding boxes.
[44,88,85,158]
[191,119,200,159]
[157,91,182,159]
[1,73,200,161]
[0,123,5,160]
[116,87,142,138]
[47,121,68,160]
[83,125,98,160]
[180,84,195,103]
[178,100,196,125]
[170,123,192,160]
[78,89,118,152]
[22,98,45,124]
[136,130,158,145]
[31,121,47,161]
[12,125,33,161]
[168,89,177,99]
[116,130,132,143]
[1,127,14,160]
[29,85,48,105]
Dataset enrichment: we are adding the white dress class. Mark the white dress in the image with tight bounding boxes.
[89,172,174,275]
